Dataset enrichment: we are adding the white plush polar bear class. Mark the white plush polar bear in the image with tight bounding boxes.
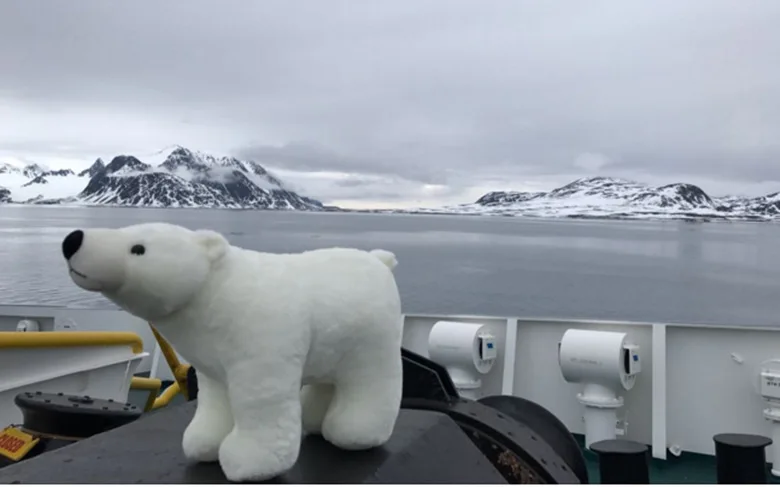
[60,222,404,482]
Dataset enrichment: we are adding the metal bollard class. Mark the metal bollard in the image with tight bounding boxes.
[590,438,650,484]
[713,433,772,484]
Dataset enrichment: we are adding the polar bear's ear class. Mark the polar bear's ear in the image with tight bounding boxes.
[194,229,229,262]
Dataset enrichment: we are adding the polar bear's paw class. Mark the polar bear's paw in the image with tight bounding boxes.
[182,415,231,463]
[218,429,298,482]
[301,384,335,435]
[322,404,394,451]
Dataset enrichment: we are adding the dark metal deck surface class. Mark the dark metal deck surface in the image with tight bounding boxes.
[0,401,507,484]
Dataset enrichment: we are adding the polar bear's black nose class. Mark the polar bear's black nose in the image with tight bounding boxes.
[62,230,84,260]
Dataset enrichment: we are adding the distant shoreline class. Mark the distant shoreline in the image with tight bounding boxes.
[1,202,777,224]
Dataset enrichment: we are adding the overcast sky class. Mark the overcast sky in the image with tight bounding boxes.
[1,0,780,208]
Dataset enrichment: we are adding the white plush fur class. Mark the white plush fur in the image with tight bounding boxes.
[62,222,404,482]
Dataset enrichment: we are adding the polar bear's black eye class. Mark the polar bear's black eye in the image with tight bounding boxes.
[130,244,146,256]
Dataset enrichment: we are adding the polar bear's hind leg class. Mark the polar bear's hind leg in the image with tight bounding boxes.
[321,345,403,450]
[301,383,335,435]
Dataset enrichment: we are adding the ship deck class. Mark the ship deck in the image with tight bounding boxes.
[0,401,507,484]
[0,394,777,484]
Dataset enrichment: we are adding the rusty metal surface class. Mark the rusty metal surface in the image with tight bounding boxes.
[470,427,547,484]
[478,394,589,483]
[403,398,580,484]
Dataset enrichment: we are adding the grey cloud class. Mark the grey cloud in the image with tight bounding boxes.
[332,177,382,188]
[2,0,780,205]
[236,143,446,184]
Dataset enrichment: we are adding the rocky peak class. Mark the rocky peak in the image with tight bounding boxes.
[0,163,19,175]
[548,177,640,199]
[78,158,106,178]
[659,183,712,206]
[475,191,544,206]
[22,164,46,179]
[104,155,151,175]
[155,146,286,189]
[159,146,211,174]
[21,169,75,187]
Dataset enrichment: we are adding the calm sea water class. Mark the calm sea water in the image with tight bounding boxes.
[1,206,779,328]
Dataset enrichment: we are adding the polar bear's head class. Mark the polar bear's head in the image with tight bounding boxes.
[61,222,229,321]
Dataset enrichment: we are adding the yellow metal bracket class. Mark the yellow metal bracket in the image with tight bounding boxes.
[128,324,192,410]
[129,377,161,412]
[149,326,192,400]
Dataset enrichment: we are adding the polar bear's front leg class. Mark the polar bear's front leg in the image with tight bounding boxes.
[182,370,234,462]
[218,360,304,482]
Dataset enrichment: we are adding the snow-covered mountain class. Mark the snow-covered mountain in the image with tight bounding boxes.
[0,146,324,210]
[3,152,779,222]
[0,161,87,203]
[413,177,780,221]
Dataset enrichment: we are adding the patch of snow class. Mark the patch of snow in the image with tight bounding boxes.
[109,166,153,178]
[244,169,284,191]
[0,171,89,203]
[135,145,182,167]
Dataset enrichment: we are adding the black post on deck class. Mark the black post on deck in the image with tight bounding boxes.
[590,439,650,484]
[713,433,772,484]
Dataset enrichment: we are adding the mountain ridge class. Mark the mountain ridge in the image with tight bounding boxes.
[0,146,326,211]
[2,152,780,221]
[409,176,780,221]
